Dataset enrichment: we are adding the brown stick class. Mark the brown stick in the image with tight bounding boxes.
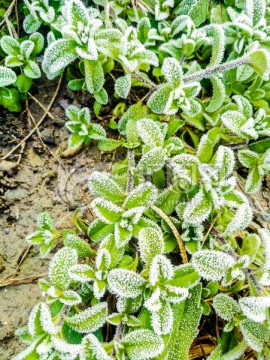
[151,205,188,264]
[0,273,47,288]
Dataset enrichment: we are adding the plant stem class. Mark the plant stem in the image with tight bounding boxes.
[126,149,135,192]
[151,205,188,264]
[183,57,249,84]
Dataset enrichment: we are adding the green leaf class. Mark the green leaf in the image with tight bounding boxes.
[63,233,95,258]
[67,0,89,27]
[69,264,95,282]
[81,333,111,360]
[68,133,84,149]
[0,66,17,87]
[245,166,262,193]
[207,24,225,68]
[107,269,146,298]
[162,57,183,88]
[213,294,240,321]
[192,250,235,281]
[98,138,123,151]
[29,32,44,56]
[49,247,78,290]
[16,74,32,93]
[137,147,166,175]
[94,88,108,105]
[24,61,41,79]
[249,49,270,79]
[42,39,77,76]
[124,182,158,209]
[89,171,126,202]
[122,329,164,360]
[240,319,269,352]
[205,76,225,113]
[84,59,104,94]
[189,0,208,26]
[115,74,131,99]
[147,86,173,115]
[183,190,212,226]
[87,219,114,242]
[89,124,106,140]
[137,118,164,147]
[65,303,107,333]
[138,227,164,265]
[91,198,123,223]
[238,150,259,168]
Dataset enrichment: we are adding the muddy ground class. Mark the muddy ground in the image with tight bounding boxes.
[0,79,116,359]
[0,79,269,360]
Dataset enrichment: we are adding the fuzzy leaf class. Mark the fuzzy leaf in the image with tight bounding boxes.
[0,36,19,55]
[81,333,111,360]
[225,204,253,235]
[183,189,212,226]
[245,167,262,193]
[91,198,123,224]
[238,150,259,168]
[107,269,146,298]
[192,250,235,281]
[205,76,225,113]
[28,302,57,337]
[0,66,17,87]
[162,57,183,88]
[124,182,158,209]
[42,39,77,76]
[89,171,125,202]
[147,86,173,115]
[84,60,104,94]
[69,264,95,282]
[60,290,82,305]
[240,319,269,352]
[49,247,78,290]
[63,233,95,258]
[149,255,174,286]
[137,118,164,147]
[115,74,131,99]
[122,329,164,360]
[65,303,107,333]
[249,49,270,80]
[207,25,225,68]
[137,147,166,175]
[239,296,270,323]
[138,227,164,265]
[151,299,173,335]
[213,294,240,321]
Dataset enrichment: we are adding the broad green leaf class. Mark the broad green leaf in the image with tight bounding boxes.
[81,333,111,360]
[42,39,77,76]
[67,0,89,27]
[122,329,164,360]
[183,190,212,226]
[60,290,82,305]
[240,319,269,352]
[124,182,158,209]
[213,294,240,321]
[0,36,20,55]
[68,133,84,149]
[147,86,173,115]
[238,150,259,168]
[162,57,183,88]
[192,250,235,281]
[49,247,78,290]
[16,74,32,93]
[84,59,104,94]
[69,264,95,282]
[151,299,173,335]
[189,0,208,26]
[138,227,164,265]
[137,118,164,147]
[91,198,123,223]
[98,138,123,151]
[205,76,225,113]
[207,24,225,68]
[63,233,95,258]
[107,269,146,298]
[0,66,17,87]
[89,171,126,202]
[65,303,107,333]
[225,204,253,235]
[136,147,166,175]
[245,167,262,193]
[115,74,131,99]
[239,296,270,323]
[249,49,270,79]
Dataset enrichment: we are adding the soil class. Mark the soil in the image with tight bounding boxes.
[0,79,116,359]
[0,79,269,360]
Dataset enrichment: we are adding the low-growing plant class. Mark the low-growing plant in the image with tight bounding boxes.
[1,0,270,359]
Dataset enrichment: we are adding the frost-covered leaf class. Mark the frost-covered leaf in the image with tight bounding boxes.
[0,66,17,87]
[28,302,57,336]
[213,294,240,321]
[259,229,270,271]
[221,110,247,137]
[29,32,44,56]
[138,227,164,265]
[49,247,78,290]
[240,319,269,352]
[107,269,145,298]
[42,39,77,76]
[91,198,123,224]
[225,204,253,235]
[60,290,82,305]
[115,74,131,99]
[207,25,225,68]
[249,49,270,80]
[192,250,235,281]
[151,299,173,335]
[149,255,173,286]
[238,150,259,168]
[239,296,270,323]
[137,118,164,147]
[24,60,41,79]
[213,146,235,179]
[183,189,212,226]
[63,233,95,258]
[80,333,111,360]
[89,171,125,203]
[205,76,225,113]
[122,329,164,360]
[37,212,54,230]
[69,264,95,282]
[147,86,173,115]
[67,0,89,27]
[124,182,158,209]
[162,57,183,88]
[245,166,262,193]
[23,14,42,34]
[136,147,166,175]
[84,59,104,94]
[65,302,107,333]
[0,36,19,56]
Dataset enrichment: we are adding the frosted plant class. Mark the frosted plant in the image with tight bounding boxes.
[0,66,17,87]
[147,57,201,115]
[1,32,44,92]
[25,212,60,257]
[65,105,106,149]
[23,0,59,33]
[238,148,270,193]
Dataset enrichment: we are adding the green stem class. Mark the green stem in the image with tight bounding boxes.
[126,149,135,192]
